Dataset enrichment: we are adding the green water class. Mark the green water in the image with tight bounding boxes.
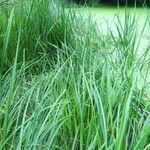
[69,7,150,96]
[70,7,150,53]
[72,7,149,31]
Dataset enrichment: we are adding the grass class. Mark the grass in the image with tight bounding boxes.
[0,0,150,149]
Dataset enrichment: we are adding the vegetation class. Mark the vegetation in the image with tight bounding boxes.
[69,0,150,6]
[0,0,150,149]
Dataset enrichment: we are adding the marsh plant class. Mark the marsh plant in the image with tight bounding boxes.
[0,0,150,149]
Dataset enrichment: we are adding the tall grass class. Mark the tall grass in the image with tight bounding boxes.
[0,0,77,73]
[0,0,150,149]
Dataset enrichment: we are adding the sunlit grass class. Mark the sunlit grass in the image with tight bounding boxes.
[0,0,150,149]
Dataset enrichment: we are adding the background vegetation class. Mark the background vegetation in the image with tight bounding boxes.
[68,0,150,6]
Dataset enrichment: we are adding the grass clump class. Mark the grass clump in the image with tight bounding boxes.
[0,0,150,149]
[0,0,78,74]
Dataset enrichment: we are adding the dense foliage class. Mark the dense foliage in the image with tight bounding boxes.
[69,0,150,6]
[0,0,150,149]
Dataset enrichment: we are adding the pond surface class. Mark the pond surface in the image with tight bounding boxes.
[69,7,150,95]
[72,7,150,54]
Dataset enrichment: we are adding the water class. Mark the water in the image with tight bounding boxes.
[89,7,150,96]
[69,6,150,97]
[71,7,150,54]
